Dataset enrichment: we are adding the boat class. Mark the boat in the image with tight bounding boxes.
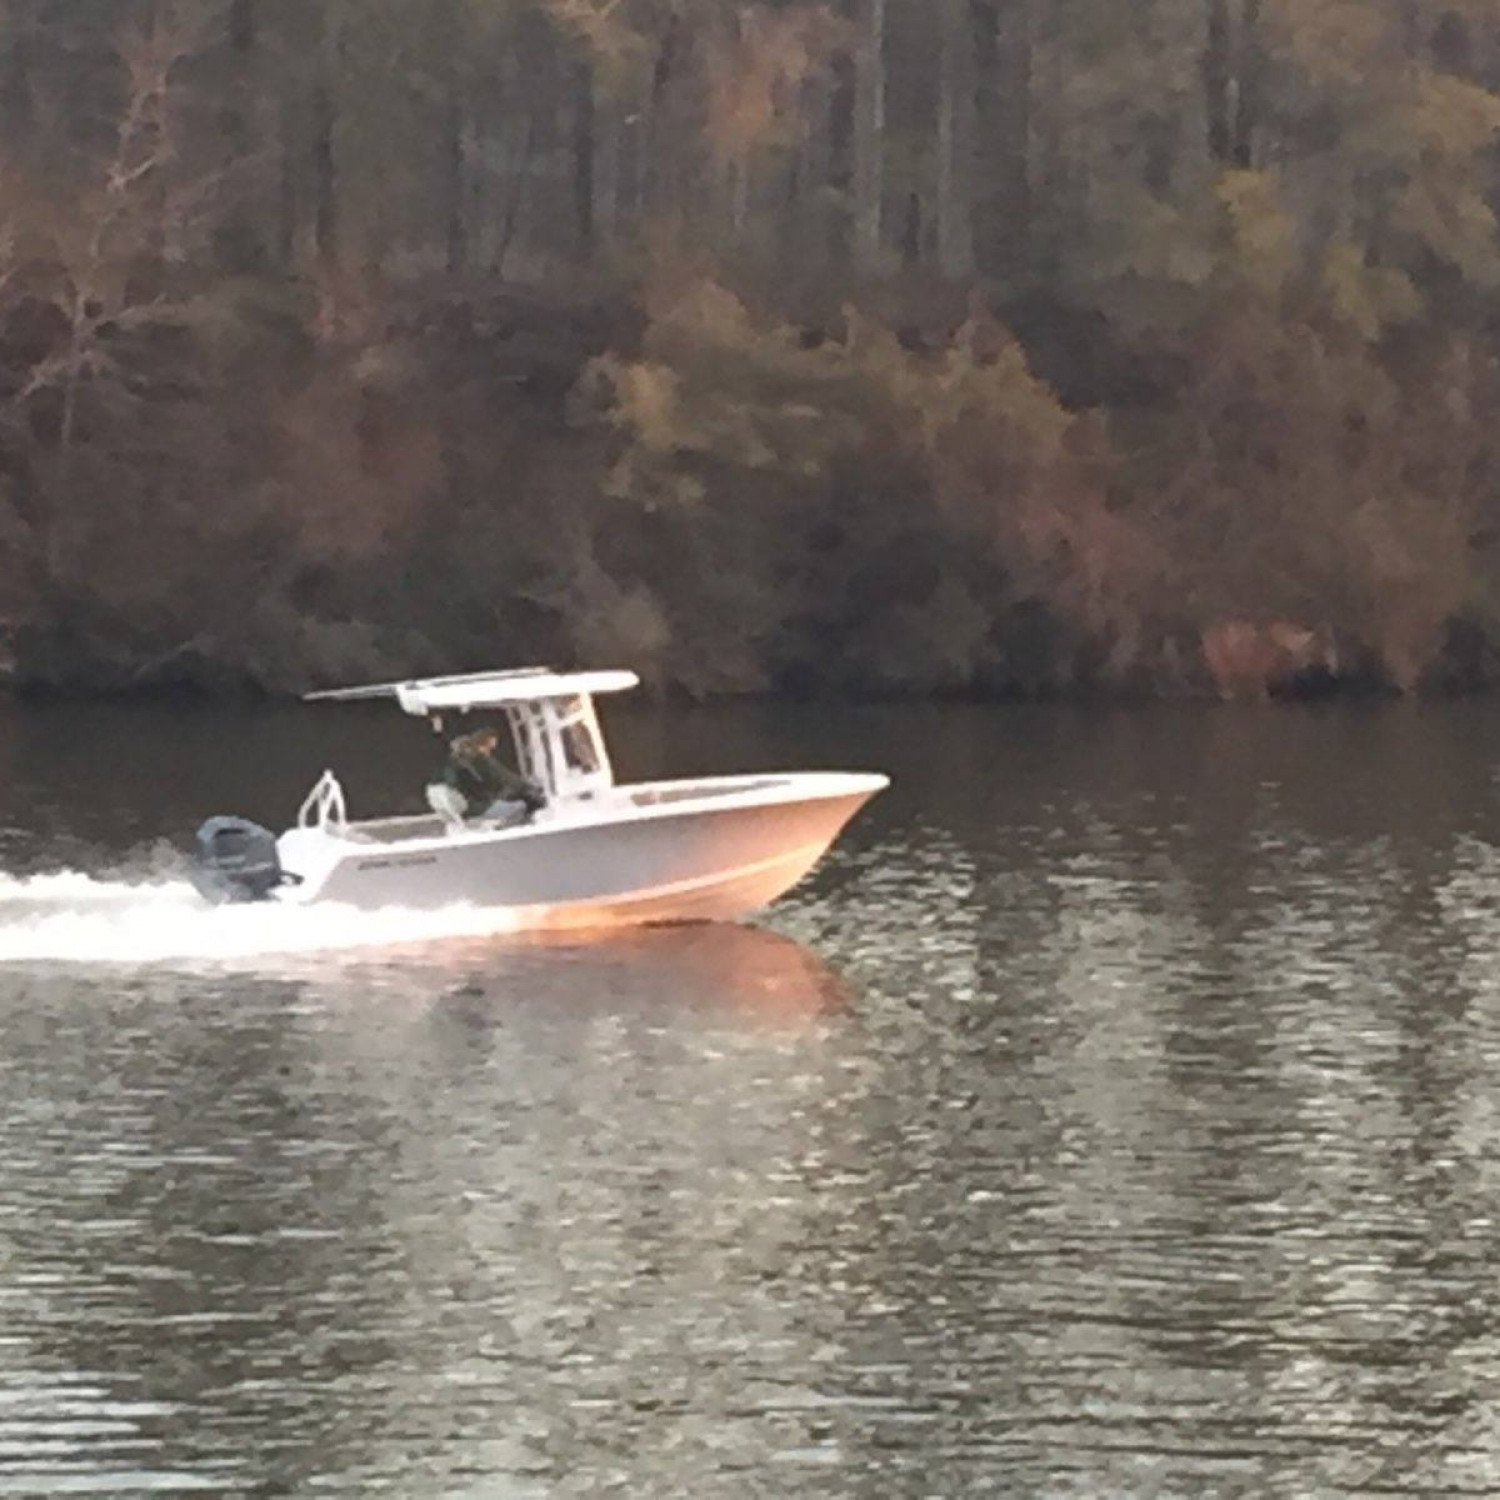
[189,667,889,928]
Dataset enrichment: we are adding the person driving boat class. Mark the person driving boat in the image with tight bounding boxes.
[428,727,544,826]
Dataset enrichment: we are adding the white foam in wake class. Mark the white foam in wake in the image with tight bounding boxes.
[0,867,523,966]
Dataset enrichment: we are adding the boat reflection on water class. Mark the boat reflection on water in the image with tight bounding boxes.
[313,920,857,1031]
[534,921,857,1027]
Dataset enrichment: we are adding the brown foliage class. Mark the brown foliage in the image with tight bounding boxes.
[1201,619,1337,700]
[8,2,1500,699]
[703,7,841,165]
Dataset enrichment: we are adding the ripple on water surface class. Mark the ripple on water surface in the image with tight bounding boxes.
[5,702,1500,1494]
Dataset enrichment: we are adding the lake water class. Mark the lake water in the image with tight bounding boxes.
[4,697,1500,1496]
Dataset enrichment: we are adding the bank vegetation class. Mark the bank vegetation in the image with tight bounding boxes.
[4,0,1500,700]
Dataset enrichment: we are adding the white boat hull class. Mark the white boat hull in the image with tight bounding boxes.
[273,773,886,928]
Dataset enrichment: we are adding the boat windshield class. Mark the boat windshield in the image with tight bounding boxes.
[500,693,614,801]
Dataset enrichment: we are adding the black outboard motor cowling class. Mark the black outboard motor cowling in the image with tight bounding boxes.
[191,816,288,904]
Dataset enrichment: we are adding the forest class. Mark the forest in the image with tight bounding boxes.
[2,0,1500,699]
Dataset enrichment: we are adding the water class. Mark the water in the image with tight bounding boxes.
[3,697,1500,1495]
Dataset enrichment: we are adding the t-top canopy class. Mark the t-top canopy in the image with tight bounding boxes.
[306,667,640,717]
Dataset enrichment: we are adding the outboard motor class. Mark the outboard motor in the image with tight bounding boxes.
[190,816,291,904]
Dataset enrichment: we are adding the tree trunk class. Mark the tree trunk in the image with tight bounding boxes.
[720,9,752,246]
[640,17,680,220]
[787,72,829,268]
[937,0,974,277]
[433,0,468,275]
[573,59,595,254]
[226,0,254,146]
[592,85,621,247]
[225,0,256,170]
[312,74,336,268]
[217,0,263,269]
[988,0,1031,277]
[497,112,538,277]
[1231,0,1263,169]
[1032,0,1071,271]
[902,190,921,266]
[1,1,33,149]
[276,87,299,267]
[442,91,467,274]
[1204,0,1232,163]
[310,6,342,270]
[728,157,751,245]
[826,51,854,264]
[852,0,886,272]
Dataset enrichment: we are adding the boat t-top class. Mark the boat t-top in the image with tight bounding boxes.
[190,667,889,928]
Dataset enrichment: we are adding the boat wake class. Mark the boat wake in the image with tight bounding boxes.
[0,863,524,966]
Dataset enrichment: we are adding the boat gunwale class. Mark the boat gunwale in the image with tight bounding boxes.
[287,769,889,860]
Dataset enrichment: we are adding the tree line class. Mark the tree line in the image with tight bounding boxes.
[3,0,1500,699]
